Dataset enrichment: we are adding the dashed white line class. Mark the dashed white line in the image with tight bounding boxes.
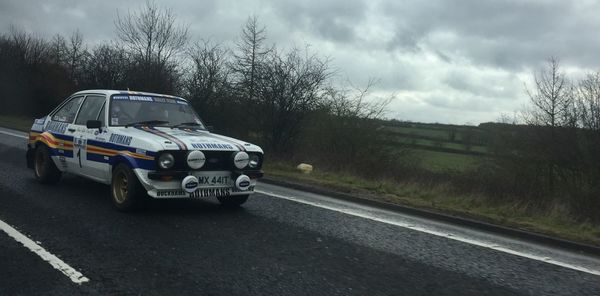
[0,219,89,284]
[256,189,600,276]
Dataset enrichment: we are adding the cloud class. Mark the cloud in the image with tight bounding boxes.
[1,0,599,124]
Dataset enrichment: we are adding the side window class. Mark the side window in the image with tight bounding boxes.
[75,95,106,125]
[97,103,105,126]
[52,96,84,123]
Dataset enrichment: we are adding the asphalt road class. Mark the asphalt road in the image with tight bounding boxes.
[1,127,600,295]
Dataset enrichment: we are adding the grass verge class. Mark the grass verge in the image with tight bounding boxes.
[0,115,32,132]
[1,114,598,247]
[264,161,600,247]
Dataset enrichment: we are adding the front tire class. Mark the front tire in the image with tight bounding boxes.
[34,145,61,184]
[217,195,249,208]
[111,164,145,211]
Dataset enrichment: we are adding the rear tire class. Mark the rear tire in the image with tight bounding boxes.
[217,195,249,208]
[34,145,61,184]
[111,164,145,211]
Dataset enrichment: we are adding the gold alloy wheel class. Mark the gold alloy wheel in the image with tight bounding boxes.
[112,170,128,204]
[34,150,45,178]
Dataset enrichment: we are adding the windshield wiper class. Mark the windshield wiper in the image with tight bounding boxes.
[125,120,170,128]
[171,122,203,129]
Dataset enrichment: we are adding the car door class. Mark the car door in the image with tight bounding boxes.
[47,96,85,172]
[72,94,107,181]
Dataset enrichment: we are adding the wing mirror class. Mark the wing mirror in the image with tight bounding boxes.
[86,120,102,130]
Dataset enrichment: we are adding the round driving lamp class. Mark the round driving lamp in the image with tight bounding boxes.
[248,154,260,168]
[232,151,250,169]
[158,152,175,169]
[187,150,206,169]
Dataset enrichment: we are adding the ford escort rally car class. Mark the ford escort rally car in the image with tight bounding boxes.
[26,90,264,210]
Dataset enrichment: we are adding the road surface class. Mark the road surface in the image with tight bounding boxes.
[0,127,599,295]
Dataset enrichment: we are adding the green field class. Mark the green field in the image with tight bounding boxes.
[382,121,489,173]
[412,149,482,172]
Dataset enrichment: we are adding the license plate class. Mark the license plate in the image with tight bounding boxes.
[192,173,232,187]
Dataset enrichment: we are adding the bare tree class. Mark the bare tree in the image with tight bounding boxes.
[576,72,600,131]
[8,27,48,65]
[115,0,189,65]
[64,30,87,84]
[82,44,128,89]
[49,34,66,65]
[324,78,393,120]
[185,40,231,121]
[524,57,574,127]
[231,15,272,100]
[255,47,331,151]
[522,57,577,192]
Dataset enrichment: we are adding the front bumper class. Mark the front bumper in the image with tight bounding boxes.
[134,169,262,199]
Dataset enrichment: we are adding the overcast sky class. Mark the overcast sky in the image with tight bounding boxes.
[2,0,599,125]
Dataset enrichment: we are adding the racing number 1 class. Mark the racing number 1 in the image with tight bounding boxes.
[75,136,86,168]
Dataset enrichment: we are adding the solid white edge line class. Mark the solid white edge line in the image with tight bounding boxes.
[0,219,89,284]
[255,189,600,277]
[2,128,597,276]
[0,129,90,283]
[0,130,28,139]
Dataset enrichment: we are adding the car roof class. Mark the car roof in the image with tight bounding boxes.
[72,89,186,101]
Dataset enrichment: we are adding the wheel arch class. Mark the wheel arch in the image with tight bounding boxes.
[110,154,137,172]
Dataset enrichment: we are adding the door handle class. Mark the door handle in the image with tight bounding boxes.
[68,128,76,132]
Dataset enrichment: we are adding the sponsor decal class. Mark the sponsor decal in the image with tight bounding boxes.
[191,143,234,150]
[176,100,188,105]
[129,95,153,102]
[232,185,255,193]
[136,148,147,155]
[112,95,129,100]
[184,181,199,189]
[157,186,253,198]
[235,174,251,190]
[202,133,246,152]
[189,188,231,198]
[181,175,199,193]
[157,190,186,197]
[109,134,132,146]
[45,121,68,134]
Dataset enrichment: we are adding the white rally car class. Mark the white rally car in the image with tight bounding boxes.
[26,90,264,210]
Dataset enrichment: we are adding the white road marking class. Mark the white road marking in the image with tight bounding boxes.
[1,128,598,276]
[256,189,600,276]
[0,129,28,139]
[0,219,90,284]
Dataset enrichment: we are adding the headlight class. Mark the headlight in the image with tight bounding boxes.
[248,154,260,168]
[187,150,206,169]
[158,153,175,169]
[232,151,249,169]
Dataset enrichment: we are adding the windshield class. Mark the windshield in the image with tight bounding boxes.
[109,94,204,128]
